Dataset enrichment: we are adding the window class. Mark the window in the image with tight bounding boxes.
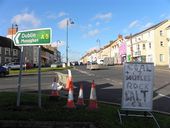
[160,30,163,36]
[5,48,10,56]
[137,44,140,50]
[148,55,153,62]
[0,47,1,54]
[13,49,18,56]
[160,54,164,62]
[143,44,145,50]
[149,42,151,49]
[5,57,11,63]
[160,41,164,47]
[148,32,150,37]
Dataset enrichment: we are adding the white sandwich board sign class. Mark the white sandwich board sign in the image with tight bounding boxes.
[121,62,154,111]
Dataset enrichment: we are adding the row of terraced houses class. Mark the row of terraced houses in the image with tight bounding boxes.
[80,19,170,67]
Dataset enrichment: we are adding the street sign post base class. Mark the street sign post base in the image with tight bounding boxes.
[117,109,160,128]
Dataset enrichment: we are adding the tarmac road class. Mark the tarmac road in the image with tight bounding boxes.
[73,65,170,114]
[0,65,170,114]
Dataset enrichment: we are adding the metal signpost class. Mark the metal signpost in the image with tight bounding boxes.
[14,28,52,108]
[118,62,160,128]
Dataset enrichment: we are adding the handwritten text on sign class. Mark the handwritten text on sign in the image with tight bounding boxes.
[122,63,154,111]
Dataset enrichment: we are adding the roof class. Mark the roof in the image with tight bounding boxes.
[0,36,20,50]
[42,46,54,54]
[132,19,169,37]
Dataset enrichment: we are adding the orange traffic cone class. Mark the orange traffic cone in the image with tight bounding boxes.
[65,69,72,90]
[66,85,76,108]
[50,77,59,97]
[88,80,98,110]
[76,83,85,106]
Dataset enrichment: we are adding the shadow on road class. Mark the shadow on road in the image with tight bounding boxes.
[23,80,170,114]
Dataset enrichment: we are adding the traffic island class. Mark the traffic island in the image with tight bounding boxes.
[0,92,169,128]
[0,120,96,128]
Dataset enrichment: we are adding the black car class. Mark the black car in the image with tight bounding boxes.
[0,66,9,77]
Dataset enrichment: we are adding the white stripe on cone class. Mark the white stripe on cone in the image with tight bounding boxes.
[90,87,96,100]
[78,87,83,99]
[68,69,72,78]
[68,88,74,100]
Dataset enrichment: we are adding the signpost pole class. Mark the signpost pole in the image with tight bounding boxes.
[38,45,42,108]
[14,28,52,108]
[17,46,24,107]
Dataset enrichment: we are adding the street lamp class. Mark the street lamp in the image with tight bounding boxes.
[11,24,18,62]
[66,18,74,66]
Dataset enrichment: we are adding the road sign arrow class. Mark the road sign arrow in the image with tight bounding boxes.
[14,33,21,45]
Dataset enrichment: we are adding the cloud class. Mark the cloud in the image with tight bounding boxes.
[58,18,74,29]
[128,20,139,28]
[47,11,68,19]
[96,22,100,26]
[11,12,41,28]
[58,18,67,29]
[51,40,65,47]
[123,20,155,35]
[83,29,100,38]
[141,22,154,30]
[58,12,68,17]
[93,12,112,22]
[159,13,170,20]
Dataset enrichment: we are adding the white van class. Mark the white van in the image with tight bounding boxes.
[97,59,104,65]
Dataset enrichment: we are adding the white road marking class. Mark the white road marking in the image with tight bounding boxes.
[104,78,122,85]
[74,68,95,76]
[102,86,114,90]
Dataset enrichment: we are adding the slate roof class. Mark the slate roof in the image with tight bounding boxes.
[132,19,169,37]
[0,36,20,49]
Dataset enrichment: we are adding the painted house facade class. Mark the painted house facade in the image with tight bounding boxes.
[126,20,170,66]
[119,38,126,64]
[81,20,170,67]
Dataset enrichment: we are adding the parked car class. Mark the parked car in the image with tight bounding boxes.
[25,63,33,69]
[50,62,62,68]
[71,61,79,66]
[86,62,106,70]
[3,62,26,70]
[0,66,9,77]
[86,62,100,70]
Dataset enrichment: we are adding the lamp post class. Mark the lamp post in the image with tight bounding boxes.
[11,24,18,62]
[66,19,74,66]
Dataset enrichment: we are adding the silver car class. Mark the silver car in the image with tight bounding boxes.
[3,62,26,70]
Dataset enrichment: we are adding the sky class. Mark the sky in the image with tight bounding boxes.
[0,0,170,62]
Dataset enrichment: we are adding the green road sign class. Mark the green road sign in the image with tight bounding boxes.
[14,28,52,46]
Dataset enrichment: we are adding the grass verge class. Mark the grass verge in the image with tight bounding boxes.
[0,92,169,128]
[9,67,73,75]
